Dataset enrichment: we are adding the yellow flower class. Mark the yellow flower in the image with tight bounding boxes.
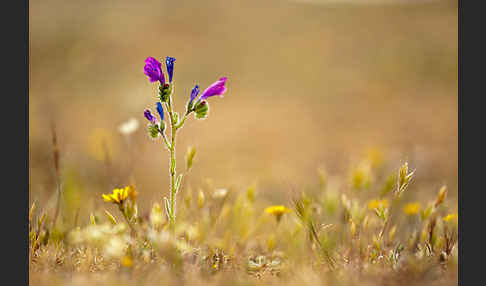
[265,205,291,222]
[403,203,420,215]
[121,255,133,267]
[368,199,388,210]
[102,187,130,204]
[443,213,458,223]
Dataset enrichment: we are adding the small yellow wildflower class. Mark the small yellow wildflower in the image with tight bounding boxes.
[265,205,291,222]
[102,186,130,204]
[443,213,458,223]
[368,199,388,210]
[121,255,133,267]
[403,203,420,215]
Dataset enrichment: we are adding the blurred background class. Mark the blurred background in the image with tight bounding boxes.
[29,0,457,222]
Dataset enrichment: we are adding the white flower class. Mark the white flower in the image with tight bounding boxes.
[118,118,139,135]
[212,188,228,199]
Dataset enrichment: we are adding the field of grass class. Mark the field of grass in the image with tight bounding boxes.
[29,157,458,284]
[29,0,457,285]
[29,159,457,285]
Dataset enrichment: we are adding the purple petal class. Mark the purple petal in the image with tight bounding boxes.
[144,109,157,124]
[143,57,165,84]
[199,77,227,100]
[190,84,200,103]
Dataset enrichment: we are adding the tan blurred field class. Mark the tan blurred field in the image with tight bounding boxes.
[29,0,457,284]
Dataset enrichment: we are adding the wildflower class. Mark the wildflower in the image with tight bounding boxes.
[165,57,176,83]
[190,85,200,104]
[212,188,228,199]
[368,199,388,210]
[187,84,200,112]
[144,109,157,125]
[265,205,291,222]
[118,118,139,135]
[156,102,164,121]
[121,255,133,267]
[443,213,458,223]
[102,187,130,205]
[144,57,165,84]
[200,77,227,100]
[403,202,420,215]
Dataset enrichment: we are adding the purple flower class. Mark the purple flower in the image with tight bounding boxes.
[156,102,164,121]
[200,77,227,100]
[144,109,157,124]
[144,57,165,84]
[189,84,200,104]
[166,57,176,83]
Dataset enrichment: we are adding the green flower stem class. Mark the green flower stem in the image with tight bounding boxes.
[118,204,135,233]
[159,128,171,150]
[164,91,182,225]
[160,84,192,225]
[175,113,188,130]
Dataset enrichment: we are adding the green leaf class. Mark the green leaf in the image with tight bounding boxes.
[175,174,183,193]
[164,197,171,219]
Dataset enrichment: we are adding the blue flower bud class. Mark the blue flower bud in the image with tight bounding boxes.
[156,102,164,121]
[166,57,176,83]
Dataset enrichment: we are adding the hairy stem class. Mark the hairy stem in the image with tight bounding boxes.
[175,113,188,130]
[165,94,178,224]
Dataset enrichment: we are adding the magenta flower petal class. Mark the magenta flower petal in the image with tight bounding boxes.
[144,57,165,84]
[199,77,227,100]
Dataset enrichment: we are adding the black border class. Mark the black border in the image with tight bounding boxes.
[3,0,29,284]
[459,0,485,284]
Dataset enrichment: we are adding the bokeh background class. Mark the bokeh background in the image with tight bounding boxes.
[29,0,457,222]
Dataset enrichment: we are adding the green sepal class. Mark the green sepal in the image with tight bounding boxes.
[148,124,160,138]
[158,84,171,102]
[194,101,209,119]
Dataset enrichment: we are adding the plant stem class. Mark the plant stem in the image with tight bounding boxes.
[119,204,136,234]
[52,174,62,229]
[175,114,188,130]
[165,94,178,224]
[160,128,171,150]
